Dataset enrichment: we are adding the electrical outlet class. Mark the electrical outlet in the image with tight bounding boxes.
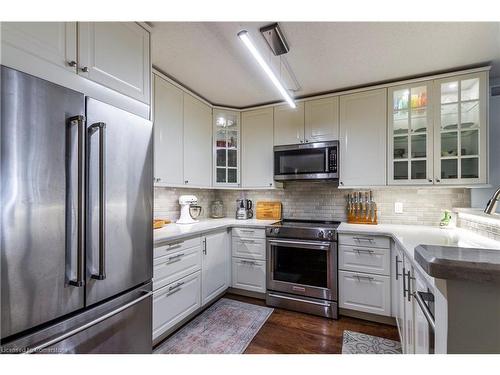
[394,202,404,214]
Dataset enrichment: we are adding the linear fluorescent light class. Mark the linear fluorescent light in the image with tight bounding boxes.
[238,30,296,109]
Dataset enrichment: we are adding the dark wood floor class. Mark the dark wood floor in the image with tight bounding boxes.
[225,293,400,354]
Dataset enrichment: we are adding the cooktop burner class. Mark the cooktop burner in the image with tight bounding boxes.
[266,219,340,241]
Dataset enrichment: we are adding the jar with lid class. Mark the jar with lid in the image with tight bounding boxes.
[210,200,225,218]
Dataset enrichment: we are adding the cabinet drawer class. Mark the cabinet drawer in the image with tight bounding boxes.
[339,244,390,276]
[232,237,266,260]
[339,234,390,249]
[339,270,391,316]
[153,271,201,340]
[153,246,201,291]
[154,236,201,259]
[232,258,266,293]
[232,227,266,239]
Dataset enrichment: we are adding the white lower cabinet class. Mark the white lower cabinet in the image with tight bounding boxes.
[153,271,201,341]
[232,237,266,260]
[232,258,266,293]
[339,270,391,316]
[339,244,390,276]
[202,231,230,305]
[153,245,201,291]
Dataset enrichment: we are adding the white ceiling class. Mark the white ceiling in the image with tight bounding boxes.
[151,22,500,108]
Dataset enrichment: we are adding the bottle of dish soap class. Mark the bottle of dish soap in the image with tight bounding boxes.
[439,210,452,228]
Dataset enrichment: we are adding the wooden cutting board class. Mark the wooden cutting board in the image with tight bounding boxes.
[256,201,282,220]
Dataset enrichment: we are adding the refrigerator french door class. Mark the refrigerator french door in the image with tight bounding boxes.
[1,66,153,353]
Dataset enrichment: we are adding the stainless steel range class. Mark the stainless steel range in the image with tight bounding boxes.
[265,219,339,319]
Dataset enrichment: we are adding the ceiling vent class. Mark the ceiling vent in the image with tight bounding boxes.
[260,23,289,56]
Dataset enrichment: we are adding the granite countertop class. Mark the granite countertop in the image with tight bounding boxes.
[415,245,500,283]
[154,218,279,244]
[338,223,500,286]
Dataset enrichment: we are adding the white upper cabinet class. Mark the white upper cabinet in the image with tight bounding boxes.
[241,108,275,188]
[274,102,305,145]
[433,72,488,185]
[339,89,387,187]
[1,22,77,73]
[388,81,434,185]
[213,109,240,187]
[183,93,212,188]
[78,22,150,104]
[305,96,339,142]
[153,75,184,186]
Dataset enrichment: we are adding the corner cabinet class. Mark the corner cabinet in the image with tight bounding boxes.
[339,89,387,187]
[213,109,241,187]
[241,107,276,188]
[388,71,488,186]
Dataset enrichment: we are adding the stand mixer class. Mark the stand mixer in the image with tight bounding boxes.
[177,195,202,224]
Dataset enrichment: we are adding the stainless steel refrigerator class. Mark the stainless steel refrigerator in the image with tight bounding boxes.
[1,66,153,354]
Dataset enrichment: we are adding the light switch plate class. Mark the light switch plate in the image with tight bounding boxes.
[395,202,404,214]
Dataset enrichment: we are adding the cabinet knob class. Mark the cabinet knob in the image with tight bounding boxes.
[81,66,89,73]
[436,179,441,183]
[184,180,188,184]
[339,181,344,186]
[428,179,433,183]
[269,183,272,187]
[67,60,77,67]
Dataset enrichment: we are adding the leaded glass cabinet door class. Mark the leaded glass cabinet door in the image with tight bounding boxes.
[213,109,241,187]
[388,81,434,185]
[433,72,488,185]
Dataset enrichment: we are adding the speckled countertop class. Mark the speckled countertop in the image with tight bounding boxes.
[154,218,278,245]
[338,223,500,286]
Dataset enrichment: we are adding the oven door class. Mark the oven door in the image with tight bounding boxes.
[267,238,337,301]
[273,142,338,181]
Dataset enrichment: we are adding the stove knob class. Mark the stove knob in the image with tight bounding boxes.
[273,228,280,234]
[318,231,324,239]
[267,228,272,235]
[327,231,333,239]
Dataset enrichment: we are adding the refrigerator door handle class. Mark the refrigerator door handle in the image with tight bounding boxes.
[89,122,107,281]
[23,291,152,354]
[69,115,86,287]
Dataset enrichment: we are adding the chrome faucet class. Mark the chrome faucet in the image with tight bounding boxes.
[484,186,500,214]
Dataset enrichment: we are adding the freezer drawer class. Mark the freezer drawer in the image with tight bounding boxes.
[1,283,152,354]
[153,245,202,291]
[153,271,201,342]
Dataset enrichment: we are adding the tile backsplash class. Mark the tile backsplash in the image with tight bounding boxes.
[155,182,470,226]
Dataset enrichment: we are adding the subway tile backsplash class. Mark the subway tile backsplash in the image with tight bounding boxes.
[155,182,470,226]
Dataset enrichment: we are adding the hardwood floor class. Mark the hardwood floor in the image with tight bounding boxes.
[225,293,400,354]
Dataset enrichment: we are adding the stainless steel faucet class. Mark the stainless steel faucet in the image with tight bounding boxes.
[484,186,500,214]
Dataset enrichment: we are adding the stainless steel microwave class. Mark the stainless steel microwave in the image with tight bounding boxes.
[274,141,339,181]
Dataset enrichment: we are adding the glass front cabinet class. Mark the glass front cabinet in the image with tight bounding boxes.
[213,109,241,187]
[388,71,488,185]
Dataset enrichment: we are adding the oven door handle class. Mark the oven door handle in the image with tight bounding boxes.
[414,291,436,331]
[267,293,332,307]
[267,239,331,250]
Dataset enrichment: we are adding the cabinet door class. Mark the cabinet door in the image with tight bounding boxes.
[339,89,387,187]
[153,75,184,185]
[202,231,229,305]
[305,96,339,142]
[241,108,275,188]
[274,102,305,145]
[388,82,434,185]
[1,22,77,73]
[183,93,212,187]
[78,22,150,104]
[433,72,488,185]
[213,109,240,187]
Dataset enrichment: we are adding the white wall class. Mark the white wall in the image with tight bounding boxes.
[471,78,500,210]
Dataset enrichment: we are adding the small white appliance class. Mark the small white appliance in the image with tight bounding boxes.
[177,195,202,224]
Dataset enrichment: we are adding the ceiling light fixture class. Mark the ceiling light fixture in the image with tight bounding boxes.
[237,30,296,109]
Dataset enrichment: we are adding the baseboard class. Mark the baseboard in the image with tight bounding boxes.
[340,308,397,326]
[226,288,266,300]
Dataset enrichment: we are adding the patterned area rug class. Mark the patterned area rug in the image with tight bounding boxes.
[342,330,402,354]
[154,298,273,354]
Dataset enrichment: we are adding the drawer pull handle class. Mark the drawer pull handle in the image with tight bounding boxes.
[354,248,375,254]
[241,239,256,244]
[239,229,255,233]
[167,281,185,295]
[353,237,374,242]
[354,274,374,281]
[240,260,257,265]
[167,253,185,263]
